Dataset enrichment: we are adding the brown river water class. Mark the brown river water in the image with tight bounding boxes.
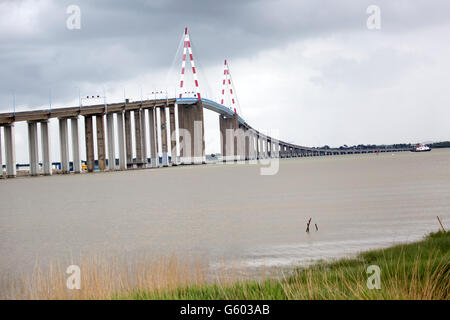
[1,149,449,277]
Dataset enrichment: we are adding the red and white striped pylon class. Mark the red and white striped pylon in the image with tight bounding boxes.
[178,27,201,100]
[220,59,237,114]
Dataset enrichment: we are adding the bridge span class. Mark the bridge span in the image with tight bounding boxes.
[0,96,409,178]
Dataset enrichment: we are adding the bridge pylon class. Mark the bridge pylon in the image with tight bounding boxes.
[178,27,201,100]
[220,59,238,114]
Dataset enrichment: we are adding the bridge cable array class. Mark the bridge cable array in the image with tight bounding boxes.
[178,28,201,100]
[173,27,242,116]
[220,59,242,116]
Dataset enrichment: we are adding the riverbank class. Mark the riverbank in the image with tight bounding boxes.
[124,231,449,300]
[1,231,448,299]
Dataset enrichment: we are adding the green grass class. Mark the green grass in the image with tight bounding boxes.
[122,231,449,300]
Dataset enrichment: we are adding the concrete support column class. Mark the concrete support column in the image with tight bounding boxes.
[274,142,280,158]
[106,113,116,170]
[237,124,245,161]
[219,114,239,162]
[0,127,3,177]
[256,135,260,159]
[71,117,81,173]
[196,102,206,164]
[148,108,159,168]
[96,115,106,171]
[178,102,205,164]
[116,111,127,170]
[59,118,70,174]
[177,104,187,163]
[266,139,270,158]
[259,136,265,159]
[219,115,226,161]
[84,115,95,172]
[40,120,52,175]
[140,109,148,166]
[169,105,177,165]
[4,124,16,178]
[134,109,144,168]
[160,107,169,166]
[124,110,133,168]
[27,121,39,176]
[244,128,250,161]
[234,114,240,161]
[248,132,255,160]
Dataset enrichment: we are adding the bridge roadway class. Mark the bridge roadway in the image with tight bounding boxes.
[0,97,409,178]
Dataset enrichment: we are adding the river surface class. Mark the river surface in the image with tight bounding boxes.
[1,149,449,277]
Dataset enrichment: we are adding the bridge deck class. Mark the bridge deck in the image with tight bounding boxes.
[0,97,409,154]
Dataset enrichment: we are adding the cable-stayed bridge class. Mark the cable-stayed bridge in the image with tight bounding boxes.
[0,28,409,178]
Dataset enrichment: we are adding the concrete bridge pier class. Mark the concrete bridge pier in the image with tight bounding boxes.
[160,107,169,167]
[84,115,95,172]
[140,109,148,167]
[255,135,260,160]
[169,105,177,165]
[96,115,106,171]
[219,115,226,162]
[219,113,238,162]
[178,102,205,165]
[71,117,81,173]
[250,132,257,160]
[27,121,39,176]
[40,120,52,175]
[4,124,16,178]
[116,111,127,170]
[0,128,2,177]
[124,110,133,168]
[148,108,159,168]
[134,109,144,168]
[244,128,250,161]
[194,103,206,164]
[106,113,116,171]
[259,136,264,159]
[237,124,245,161]
[58,118,70,174]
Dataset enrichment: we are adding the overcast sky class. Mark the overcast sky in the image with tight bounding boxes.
[1,0,450,162]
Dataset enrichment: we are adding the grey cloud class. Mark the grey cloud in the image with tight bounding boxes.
[0,0,449,110]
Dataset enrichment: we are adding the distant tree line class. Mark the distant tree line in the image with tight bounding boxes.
[320,141,450,150]
[429,141,450,148]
